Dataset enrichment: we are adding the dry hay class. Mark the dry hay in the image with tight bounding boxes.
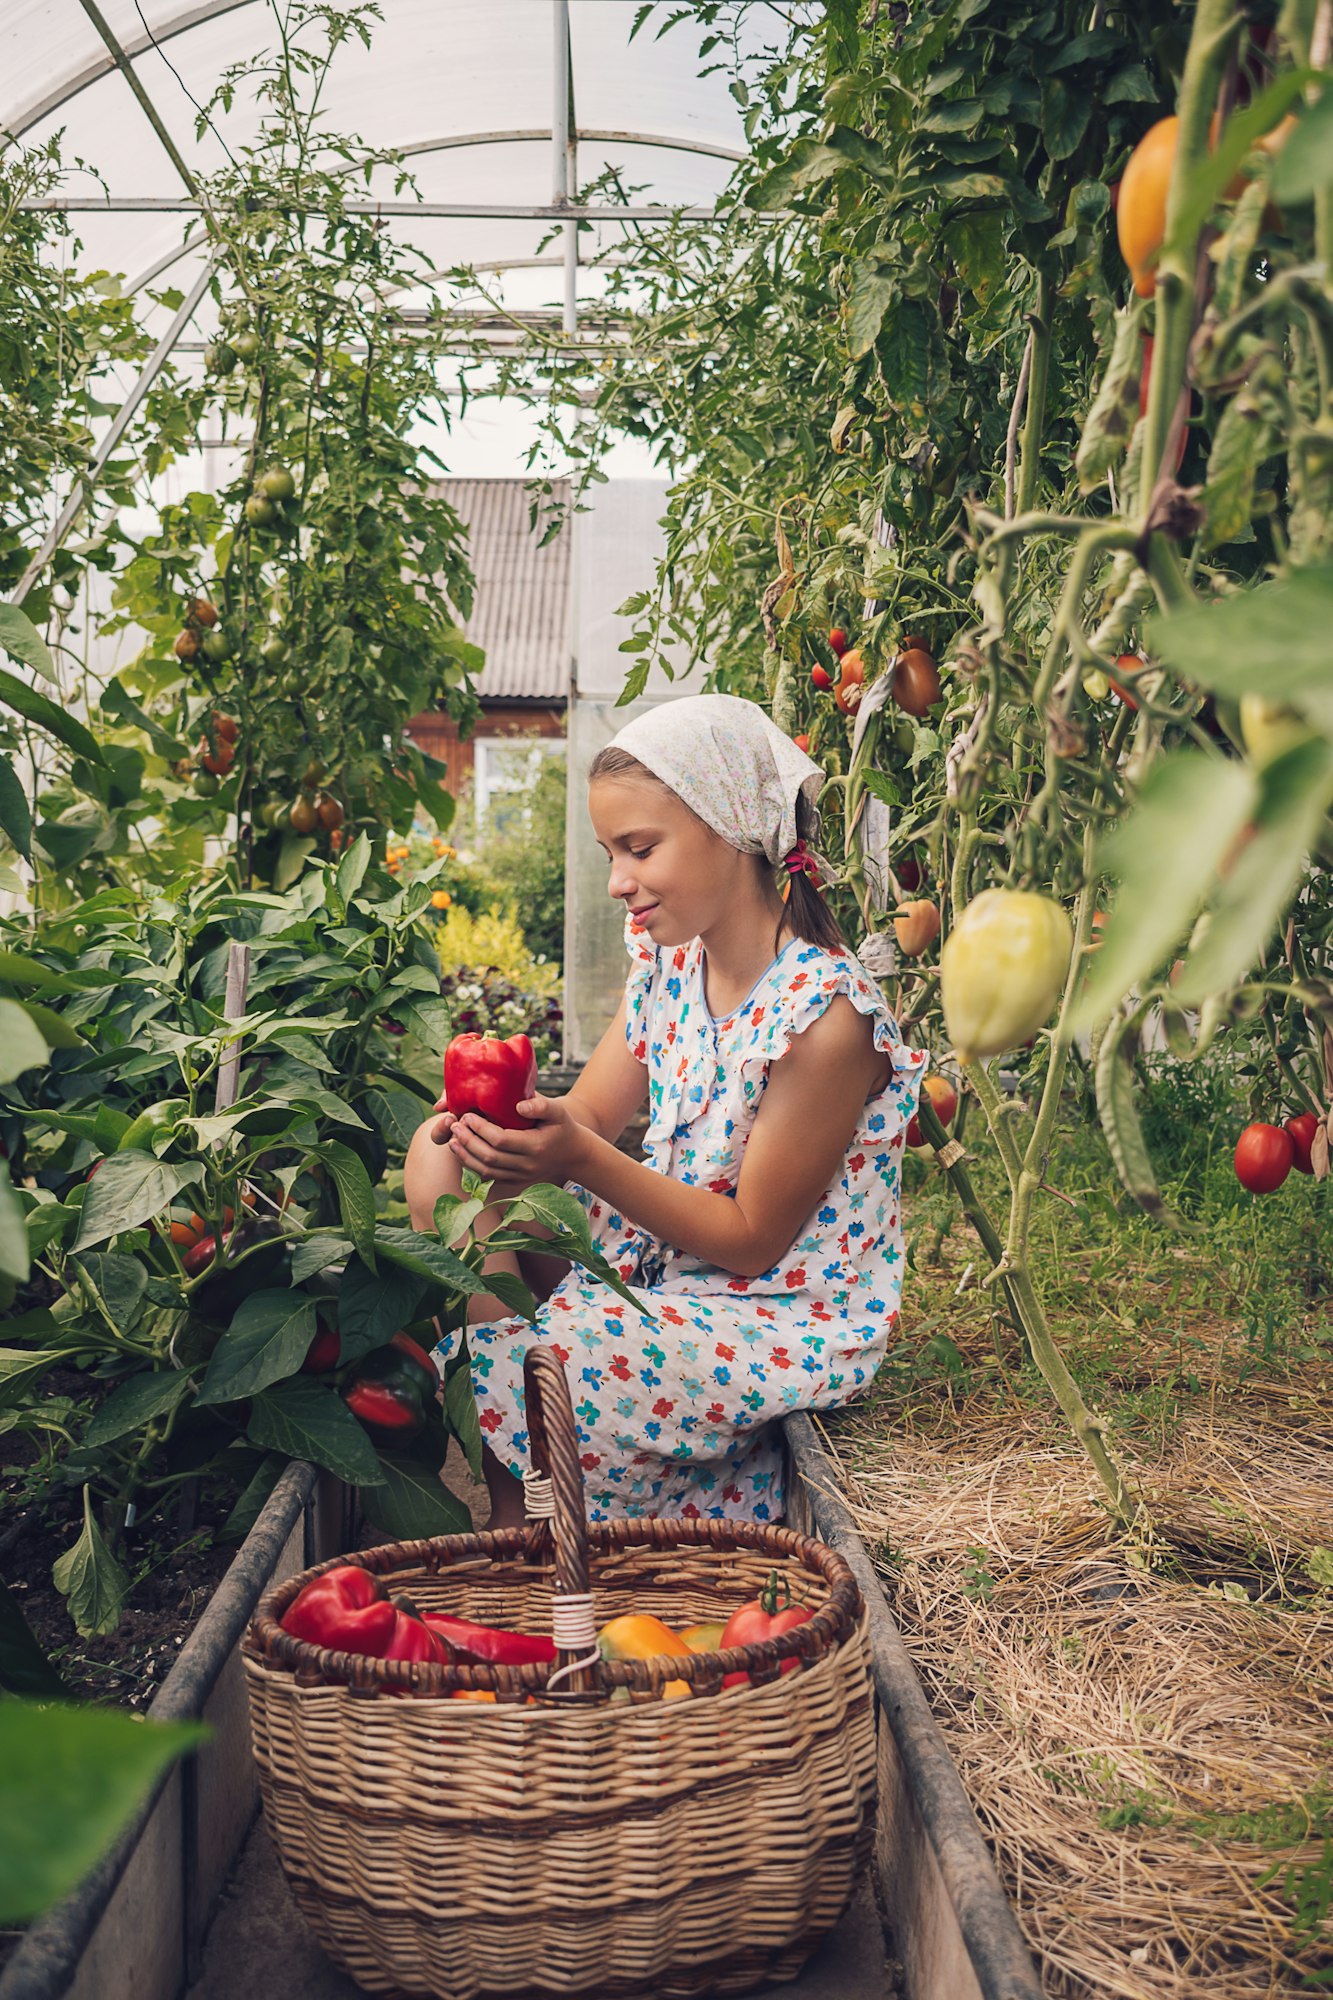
[824,1402,1333,1998]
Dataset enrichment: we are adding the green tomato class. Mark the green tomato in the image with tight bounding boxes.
[258,799,287,830]
[232,330,262,364]
[204,341,237,377]
[200,630,232,664]
[193,771,220,798]
[940,890,1073,1065]
[258,465,295,502]
[244,495,276,529]
[259,635,287,667]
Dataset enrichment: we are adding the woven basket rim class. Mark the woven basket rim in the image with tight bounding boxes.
[246,1513,863,1701]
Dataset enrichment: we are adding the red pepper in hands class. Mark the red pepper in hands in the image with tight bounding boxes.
[443,1033,538,1131]
[719,1569,814,1686]
[420,1612,556,1666]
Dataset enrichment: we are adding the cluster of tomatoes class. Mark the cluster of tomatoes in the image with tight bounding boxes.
[1234,1114,1323,1195]
[244,463,296,533]
[172,596,232,670]
[385,834,455,910]
[806,628,943,730]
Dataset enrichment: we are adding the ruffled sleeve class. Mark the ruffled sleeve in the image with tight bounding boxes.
[730,942,927,1133]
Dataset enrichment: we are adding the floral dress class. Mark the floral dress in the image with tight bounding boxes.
[434,925,926,1522]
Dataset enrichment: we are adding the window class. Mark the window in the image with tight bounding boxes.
[473,738,562,838]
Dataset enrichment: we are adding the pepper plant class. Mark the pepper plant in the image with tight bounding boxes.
[0,840,639,1635]
[497,0,1333,1532]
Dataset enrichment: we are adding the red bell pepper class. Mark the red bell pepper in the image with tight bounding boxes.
[302,1322,342,1373]
[280,1566,453,1664]
[443,1032,537,1130]
[720,1569,814,1686]
[420,1612,556,1666]
[342,1330,439,1437]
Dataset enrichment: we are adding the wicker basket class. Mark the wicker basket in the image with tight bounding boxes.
[244,1346,876,2000]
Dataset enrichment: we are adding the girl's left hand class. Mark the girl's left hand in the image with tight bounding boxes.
[440,1092,590,1194]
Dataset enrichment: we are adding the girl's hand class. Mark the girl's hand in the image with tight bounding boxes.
[441,1092,591,1194]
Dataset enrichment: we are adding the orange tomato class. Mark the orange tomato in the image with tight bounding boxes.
[894,900,942,958]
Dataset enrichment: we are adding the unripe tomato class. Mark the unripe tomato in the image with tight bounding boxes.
[200,629,232,664]
[1284,1111,1319,1176]
[189,598,219,628]
[894,899,941,957]
[1082,668,1111,701]
[192,771,220,798]
[893,647,942,718]
[302,759,328,790]
[1239,694,1314,767]
[1234,1122,1294,1194]
[941,890,1073,1064]
[828,627,849,657]
[260,635,287,667]
[289,793,319,835]
[174,629,200,661]
[245,495,276,529]
[258,465,295,502]
[905,1073,958,1148]
[811,664,833,692]
[1108,654,1147,709]
[834,648,865,715]
[232,330,262,364]
[204,341,237,376]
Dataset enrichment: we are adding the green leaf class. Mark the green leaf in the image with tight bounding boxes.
[1200,355,1281,550]
[431,1192,486,1248]
[443,1350,484,1481]
[0,1579,65,1698]
[196,1290,318,1405]
[0,1701,203,1925]
[1094,1010,1171,1220]
[0,756,32,860]
[288,1232,352,1281]
[314,1140,377,1268]
[335,829,372,906]
[0,1349,62,1410]
[365,1085,428,1154]
[846,262,898,361]
[0,947,89,992]
[0,604,57,683]
[359,1452,471,1540]
[0,997,49,1083]
[1076,302,1146,491]
[0,1165,30,1291]
[72,1154,203,1252]
[336,1255,427,1361]
[0,667,104,765]
[376,1225,495,1298]
[17,999,84,1051]
[99,676,188,759]
[1270,82,1333,202]
[246,1379,386,1485]
[53,1487,130,1637]
[217,1452,285,1543]
[1073,754,1255,1027]
[1146,567,1333,729]
[1173,737,1333,1003]
[84,1369,193,1448]
[70,1252,148,1337]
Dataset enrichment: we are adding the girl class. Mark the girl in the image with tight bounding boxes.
[405,693,925,1528]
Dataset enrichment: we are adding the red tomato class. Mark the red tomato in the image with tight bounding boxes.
[828,627,849,657]
[1234,1122,1294,1194]
[793,733,810,753]
[1284,1111,1319,1176]
[811,664,833,692]
[1108,654,1146,710]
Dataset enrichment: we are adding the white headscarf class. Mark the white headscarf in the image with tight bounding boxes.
[606,694,825,868]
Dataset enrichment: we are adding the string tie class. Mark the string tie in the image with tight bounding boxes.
[783,840,818,880]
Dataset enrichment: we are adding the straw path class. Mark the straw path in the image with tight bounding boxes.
[824,1398,1333,1997]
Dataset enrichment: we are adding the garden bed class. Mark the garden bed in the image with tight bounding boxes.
[823,1234,1333,1998]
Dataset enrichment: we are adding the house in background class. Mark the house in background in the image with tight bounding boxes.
[406,478,569,828]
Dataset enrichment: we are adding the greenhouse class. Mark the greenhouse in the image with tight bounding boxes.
[1,3,1331,1998]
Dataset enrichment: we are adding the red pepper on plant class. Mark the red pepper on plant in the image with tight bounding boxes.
[443,1033,538,1131]
[719,1569,814,1686]
[341,1329,439,1437]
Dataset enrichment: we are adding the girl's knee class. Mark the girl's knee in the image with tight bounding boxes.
[404,1119,461,1232]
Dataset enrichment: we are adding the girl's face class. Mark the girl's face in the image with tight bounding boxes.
[589,774,754,945]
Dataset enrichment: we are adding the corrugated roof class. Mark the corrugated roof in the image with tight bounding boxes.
[432,478,570,703]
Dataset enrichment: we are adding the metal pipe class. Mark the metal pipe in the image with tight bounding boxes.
[23,198,731,220]
[74,0,201,198]
[11,255,218,606]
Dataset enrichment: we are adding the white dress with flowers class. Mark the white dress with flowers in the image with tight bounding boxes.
[434,925,926,1523]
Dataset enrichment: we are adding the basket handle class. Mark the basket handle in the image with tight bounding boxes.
[522,1344,600,1696]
